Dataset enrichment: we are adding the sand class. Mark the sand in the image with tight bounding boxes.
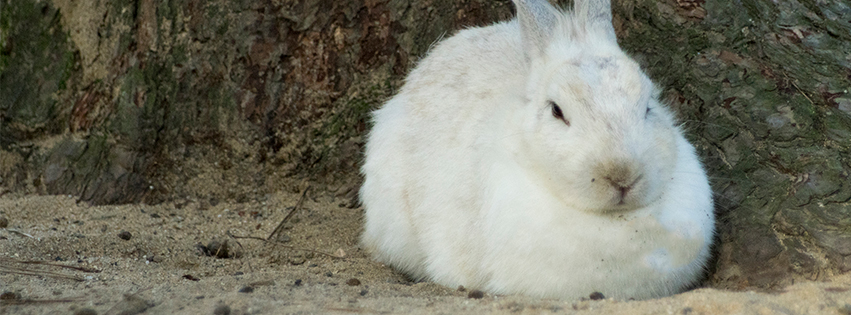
[2,189,850,315]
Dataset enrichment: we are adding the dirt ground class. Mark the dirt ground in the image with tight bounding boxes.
[2,187,851,315]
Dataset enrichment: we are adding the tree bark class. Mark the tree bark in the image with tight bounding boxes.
[1,0,849,291]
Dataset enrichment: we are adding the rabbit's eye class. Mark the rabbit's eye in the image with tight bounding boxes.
[550,101,569,126]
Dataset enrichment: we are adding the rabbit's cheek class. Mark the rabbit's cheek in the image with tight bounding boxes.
[630,215,707,271]
[644,248,675,273]
[641,165,669,204]
[643,237,707,274]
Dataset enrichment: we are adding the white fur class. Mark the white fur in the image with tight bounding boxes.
[360,0,714,300]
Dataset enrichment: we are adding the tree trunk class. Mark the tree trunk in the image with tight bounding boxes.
[1,0,849,291]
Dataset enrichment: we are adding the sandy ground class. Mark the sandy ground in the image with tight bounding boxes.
[2,188,851,315]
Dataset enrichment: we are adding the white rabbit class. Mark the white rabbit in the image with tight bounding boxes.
[359,0,714,300]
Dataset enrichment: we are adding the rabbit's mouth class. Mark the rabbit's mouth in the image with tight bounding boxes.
[602,202,642,214]
[591,177,654,214]
[612,174,643,205]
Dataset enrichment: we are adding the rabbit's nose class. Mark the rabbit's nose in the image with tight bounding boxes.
[596,161,642,201]
[605,175,642,202]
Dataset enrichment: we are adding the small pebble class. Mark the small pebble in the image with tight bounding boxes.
[274,234,291,243]
[238,286,254,293]
[294,279,303,286]
[146,254,162,263]
[359,289,368,296]
[589,292,605,300]
[73,308,98,315]
[346,278,361,286]
[0,216,8,228]
[325,271,333,277]
[457,285,466,292]
[182,274,200,281]
[205,240,230,259]
[212,304,231,315]
[467,290,484,299]
[118,231,132,240]
[0,291,21,301]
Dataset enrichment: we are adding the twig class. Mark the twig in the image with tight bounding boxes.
[268,185,312,241]
[0,267,85,282]
[0,257,100,281]
[0,297,86,306]
[227,230,344,259]
[6,229,35,239]
[228,233,267,242]
[224,233,253,271]
[791,81,814,105]
[0,257,101,273]
[225,185,343,259]
[783,71,814,105]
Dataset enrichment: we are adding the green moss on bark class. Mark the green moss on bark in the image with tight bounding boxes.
[0,0,76,145]
[616,0,851,289]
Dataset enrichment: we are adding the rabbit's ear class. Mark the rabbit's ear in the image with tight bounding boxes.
[513,0,558,60]
[575,0,617,43]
